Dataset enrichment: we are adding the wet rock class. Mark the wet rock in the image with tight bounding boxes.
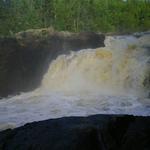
[0,114,149,150]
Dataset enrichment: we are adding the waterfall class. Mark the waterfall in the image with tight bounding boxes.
[41,35,149,97]
[0,33,149,130]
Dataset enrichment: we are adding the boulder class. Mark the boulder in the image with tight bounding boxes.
[0,114,150,150]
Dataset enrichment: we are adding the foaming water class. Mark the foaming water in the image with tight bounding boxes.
[41,35,149,96]
[0,34,150,130]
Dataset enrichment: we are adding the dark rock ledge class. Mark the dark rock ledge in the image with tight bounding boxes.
[0,114,150,150]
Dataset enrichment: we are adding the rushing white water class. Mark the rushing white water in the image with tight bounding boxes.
[0,34,150,130]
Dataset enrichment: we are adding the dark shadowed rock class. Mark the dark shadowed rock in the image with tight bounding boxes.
[0,29,105,97]
[0,114,149,150]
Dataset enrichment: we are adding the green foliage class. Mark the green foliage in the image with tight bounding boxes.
[0,0,150,35]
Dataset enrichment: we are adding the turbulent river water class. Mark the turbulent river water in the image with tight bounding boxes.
[0,33,150,130]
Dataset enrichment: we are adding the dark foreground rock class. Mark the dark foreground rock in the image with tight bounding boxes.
[0,29,105,97]
[0,114,150,150]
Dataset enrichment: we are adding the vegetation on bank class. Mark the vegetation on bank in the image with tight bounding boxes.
[0,0,150,36]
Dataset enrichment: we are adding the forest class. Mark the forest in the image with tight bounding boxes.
[0,0,150,36]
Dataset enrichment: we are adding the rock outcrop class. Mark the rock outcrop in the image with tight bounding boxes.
[0,114,149,150]
[0,29,105,97]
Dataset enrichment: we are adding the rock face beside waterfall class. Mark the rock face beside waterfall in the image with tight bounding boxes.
[0,29,105,97]
[0,114,150,150]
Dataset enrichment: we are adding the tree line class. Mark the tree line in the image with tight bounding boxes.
[0,0,150,35]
